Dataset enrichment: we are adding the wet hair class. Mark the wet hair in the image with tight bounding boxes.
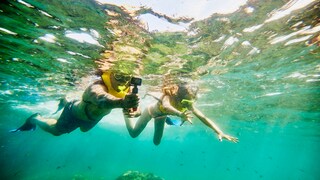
[94,69,103,77]
[162,84,179,96]
[176,84,198,100]
[162,83,198,101]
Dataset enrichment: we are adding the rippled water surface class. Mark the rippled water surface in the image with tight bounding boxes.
[0,0,319,179]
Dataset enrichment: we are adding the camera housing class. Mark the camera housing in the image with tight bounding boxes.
[130,77,142,86]
[130,77,142,94]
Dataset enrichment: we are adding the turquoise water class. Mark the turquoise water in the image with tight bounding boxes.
[1,0,320,179]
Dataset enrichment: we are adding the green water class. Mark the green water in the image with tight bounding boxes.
[1,0,319,179]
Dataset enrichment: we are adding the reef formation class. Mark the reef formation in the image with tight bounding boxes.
[116,170,164,180]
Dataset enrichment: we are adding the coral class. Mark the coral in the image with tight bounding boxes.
[116,171,164,180]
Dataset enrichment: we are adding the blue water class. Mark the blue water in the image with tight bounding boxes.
[1,0,320,179]
[1,106,319,179]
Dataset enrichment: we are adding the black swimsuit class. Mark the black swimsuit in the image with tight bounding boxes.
[55,100,98,133]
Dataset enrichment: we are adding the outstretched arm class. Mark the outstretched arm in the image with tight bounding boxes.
[123,108,148,138]
[191,106,238,143]
[83,83,138,109]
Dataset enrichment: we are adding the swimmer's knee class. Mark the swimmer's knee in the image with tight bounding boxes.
[80,127,93,132]
[153,139,161,146]
[129,132,139,138]
[50,128,64,136]
[51,131,63,136]
[80,128,88,132]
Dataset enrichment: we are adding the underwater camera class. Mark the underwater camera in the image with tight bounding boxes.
[130,77,142,94]
[130,77,142,112]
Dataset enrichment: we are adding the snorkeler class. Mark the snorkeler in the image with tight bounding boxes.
[124,83,238,145]
[11,69,140,136]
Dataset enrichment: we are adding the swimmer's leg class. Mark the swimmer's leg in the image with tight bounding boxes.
[153,116,166,145]
[124,108,152,138]
[10,113,39,132]
[10,113,62,136]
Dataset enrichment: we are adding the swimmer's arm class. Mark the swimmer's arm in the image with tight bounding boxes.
[191,105,238,143]
[83,84,125,109]
[191,106,223,134]
[160,96,192,124]
[161,95,182,116]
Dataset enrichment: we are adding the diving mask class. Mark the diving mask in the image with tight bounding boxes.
[113,72,132,83]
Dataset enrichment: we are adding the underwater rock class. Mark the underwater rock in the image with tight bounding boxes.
[116,171,164,180]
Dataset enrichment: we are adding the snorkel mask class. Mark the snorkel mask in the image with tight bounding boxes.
[113,72,132,84]
[178,84,198,107]
[101,71,131,98]
[113,72,132,91]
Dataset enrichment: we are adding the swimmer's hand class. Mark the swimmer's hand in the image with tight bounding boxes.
[121,93,139,109]
[123,107,141,118]
[218,133,239,143]
[180,111,193,126]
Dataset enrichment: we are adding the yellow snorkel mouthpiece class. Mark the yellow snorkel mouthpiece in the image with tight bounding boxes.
[118,85,127,91]
[181,99,194,105]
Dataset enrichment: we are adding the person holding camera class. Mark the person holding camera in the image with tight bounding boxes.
[11,69,140,136]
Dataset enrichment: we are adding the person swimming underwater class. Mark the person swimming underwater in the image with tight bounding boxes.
[11,69,140,135]
[123,83,238,145]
